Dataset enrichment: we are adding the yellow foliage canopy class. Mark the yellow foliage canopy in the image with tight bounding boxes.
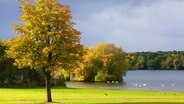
[7,0,83,75]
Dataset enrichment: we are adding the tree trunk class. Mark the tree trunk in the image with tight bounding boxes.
[45,71,52,102]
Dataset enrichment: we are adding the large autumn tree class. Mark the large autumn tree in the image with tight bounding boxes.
[6,0,83,102]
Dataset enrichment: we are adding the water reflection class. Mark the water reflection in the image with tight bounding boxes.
[124,70,184,91]
[66,70,184,92]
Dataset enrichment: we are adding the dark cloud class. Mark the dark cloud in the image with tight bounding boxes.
[62,0,184,52]
[1,0,184,52]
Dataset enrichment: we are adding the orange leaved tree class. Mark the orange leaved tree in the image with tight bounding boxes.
[6,0,83,102]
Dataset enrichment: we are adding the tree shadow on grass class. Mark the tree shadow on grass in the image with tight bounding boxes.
[40,101,61,104]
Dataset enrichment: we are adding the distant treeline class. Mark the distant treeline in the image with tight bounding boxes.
[126,51,184,70]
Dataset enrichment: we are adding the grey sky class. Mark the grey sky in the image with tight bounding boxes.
[1,0,184,52]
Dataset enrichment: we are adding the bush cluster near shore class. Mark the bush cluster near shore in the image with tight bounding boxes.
[72,42,127,82]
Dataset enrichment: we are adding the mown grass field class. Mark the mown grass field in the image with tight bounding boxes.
[0,87,184,104]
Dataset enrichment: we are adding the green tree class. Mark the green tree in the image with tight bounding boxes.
[181,55,184,69]
[134,56,146,69]
[161,55,174,70]
[6,0,83,102]
[127,55,137,70]
[0,41,45,87]
[147,59,154,69]
[173,55,182,70]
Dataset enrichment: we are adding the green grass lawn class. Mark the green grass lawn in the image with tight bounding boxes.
[0,87,184,104]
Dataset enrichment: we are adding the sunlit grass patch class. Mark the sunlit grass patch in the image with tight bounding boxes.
[0,88,184,103]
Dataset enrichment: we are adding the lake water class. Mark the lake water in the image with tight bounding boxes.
[66,70,184,92]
